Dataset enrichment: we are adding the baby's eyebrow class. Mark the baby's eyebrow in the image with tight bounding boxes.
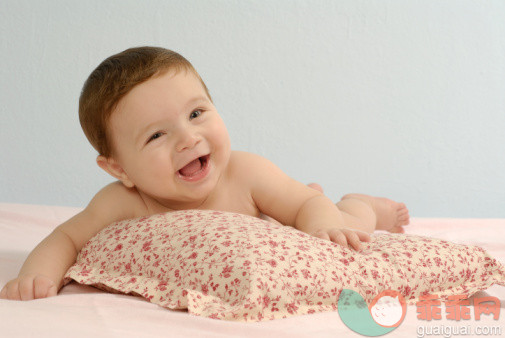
[186,96,209,106]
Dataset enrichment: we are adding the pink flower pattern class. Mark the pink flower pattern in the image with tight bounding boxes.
[63,210,505,322]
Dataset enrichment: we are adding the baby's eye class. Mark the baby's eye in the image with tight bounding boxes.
[189,110,202,120]
[147,132,163,143]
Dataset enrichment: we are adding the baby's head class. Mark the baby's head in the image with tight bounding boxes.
[79,46,211,159]
[79,47,230,203]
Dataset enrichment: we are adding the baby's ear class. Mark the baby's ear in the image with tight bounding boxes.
[96,155,134,188]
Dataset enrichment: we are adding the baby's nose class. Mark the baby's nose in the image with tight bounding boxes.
[175,129,200,152]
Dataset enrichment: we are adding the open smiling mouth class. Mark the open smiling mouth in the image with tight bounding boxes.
[177,154,211,182]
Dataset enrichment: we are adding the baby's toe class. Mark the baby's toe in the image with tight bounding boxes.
[399,214,410,225]
[396,203,410,226]
[398,210,409,218]
[396,202,408,211]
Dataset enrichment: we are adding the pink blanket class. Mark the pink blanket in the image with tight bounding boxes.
[1,203,503,337]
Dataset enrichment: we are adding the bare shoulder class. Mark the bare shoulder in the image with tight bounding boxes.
[226,150,292,195]
[228,150,257,162]
[228,150,275,175]
[228,150,290,185]
[86,181,146,220]
[229,151,320,226]
[55,181,146,251]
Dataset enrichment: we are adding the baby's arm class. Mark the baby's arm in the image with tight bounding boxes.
[0,182,138,300]
[293,194,371,249]
[241,152,369,250]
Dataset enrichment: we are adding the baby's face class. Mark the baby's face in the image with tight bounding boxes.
[107,70,231,208]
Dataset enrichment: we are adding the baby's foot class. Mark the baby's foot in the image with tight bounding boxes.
[341,193,410,233]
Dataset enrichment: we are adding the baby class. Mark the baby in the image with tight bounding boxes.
[0,47,410,301]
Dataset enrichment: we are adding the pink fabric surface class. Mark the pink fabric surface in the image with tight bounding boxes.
[1,203,504,337]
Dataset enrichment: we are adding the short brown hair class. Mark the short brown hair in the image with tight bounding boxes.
[79,46,211,158]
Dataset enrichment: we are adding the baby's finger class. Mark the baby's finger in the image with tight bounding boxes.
[6,282,21,300]
[46,285,58,298]
[312,230,330,241]
[0,285,7,299]
[328,229,348,248]
[355,230,372,243]
[341,229,362,251]
[19,278,35,301]
[34,276,56,299]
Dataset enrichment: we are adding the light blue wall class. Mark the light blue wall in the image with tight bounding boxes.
[1,1,504,217]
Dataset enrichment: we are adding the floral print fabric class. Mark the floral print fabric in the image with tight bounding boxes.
[63,210,505,322]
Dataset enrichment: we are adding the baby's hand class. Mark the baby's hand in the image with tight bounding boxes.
[0,274,58,301]
[311,227,371,251]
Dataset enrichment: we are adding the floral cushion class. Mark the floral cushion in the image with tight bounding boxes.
[63,210,505,322]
